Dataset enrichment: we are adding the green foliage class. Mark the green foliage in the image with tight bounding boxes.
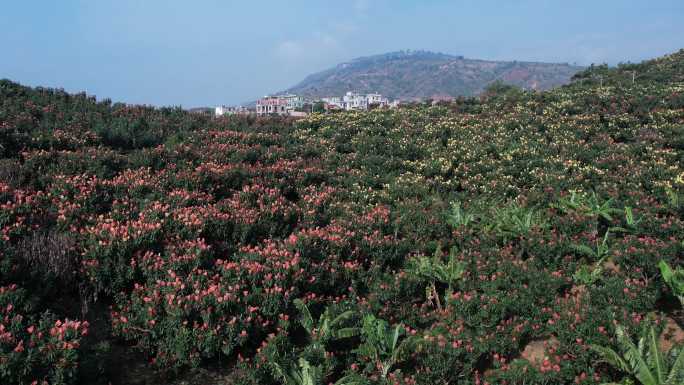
[571,228,613,262]
[591,320,684,385]
[272,358,366,385]
[485,201,548,242]
[0,286,88,385]
[665,189,680,211]
[658,261,684,307]
[445,201,476,229]
[484,80,526,100]
[572,49,684,87]
[405,246,466,311]
[556,191,622,223]
[312,102,326,114]
[293,299,360,347]
[272,358,324,385]
[2,48,684,384]
[355,314,416,379]
[624,207,641,229]
[573,262,606,286]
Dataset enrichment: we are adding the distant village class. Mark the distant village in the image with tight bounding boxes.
[212,91,404,117]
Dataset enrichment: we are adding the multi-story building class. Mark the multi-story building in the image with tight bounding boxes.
[256,94,309,116]
[365,93,388,108]
[256,96,288,116]
[339,92,389,111]
[342,92,366,110]
[279,94,305,111]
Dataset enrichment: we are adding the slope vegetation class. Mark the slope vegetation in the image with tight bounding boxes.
[0,49,683,384]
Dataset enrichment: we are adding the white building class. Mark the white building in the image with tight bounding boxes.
[339,92,389,111]
[279,94,305,111]
[256,94,310,116]
[215,106,230,116]
[366,93,388,107]
[215,105,250,117]
[342,92,366,110]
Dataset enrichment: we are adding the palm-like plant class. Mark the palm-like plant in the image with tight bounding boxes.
[446,201,477,229]
[356,314,416,379]
[486,202,548,243]
[272,358,365,385]
[571,229,616,286]
[556,191,623,239]
[586,192,622,223]
[658,260,684,307]
[571,228,612,261]
[591,322,684,385]
[293,299,360,351]
[624,206,642,229]
[573,260,606,286]
[557,191,621,221]
[272,358,325,385]
[665,188,680,211]
[406,247,466,311]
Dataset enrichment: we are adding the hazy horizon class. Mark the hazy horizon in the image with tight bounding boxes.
[3,0,683,107]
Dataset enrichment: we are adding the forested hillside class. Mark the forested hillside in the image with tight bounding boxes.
[1,49,684,385]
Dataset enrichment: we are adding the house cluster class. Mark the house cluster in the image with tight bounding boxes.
[214,91,399,117]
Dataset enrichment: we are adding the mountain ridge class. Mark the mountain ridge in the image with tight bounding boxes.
[282,50,585,100]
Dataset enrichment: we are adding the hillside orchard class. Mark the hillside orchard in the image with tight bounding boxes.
[1,50,684,384]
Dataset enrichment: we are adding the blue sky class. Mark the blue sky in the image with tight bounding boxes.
[2,0,683,107]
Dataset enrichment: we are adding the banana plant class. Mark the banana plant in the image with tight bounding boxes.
[557,191,621,221]
[658,260,684,307]
[573,259,606,286]
[356,314,417,379]
[556,191,623,237]
[405,247,466,311]
[446,200,477,229]
[293,299,360,352]
[665,188,680,210]
[571,229,622,286]
[486,202,548,244]
[624,206,641,229]
[571,228,613,261]
[586,192,622,222]
[272,358,324,385]
[591,322,684,385]
[272,358,366,385]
